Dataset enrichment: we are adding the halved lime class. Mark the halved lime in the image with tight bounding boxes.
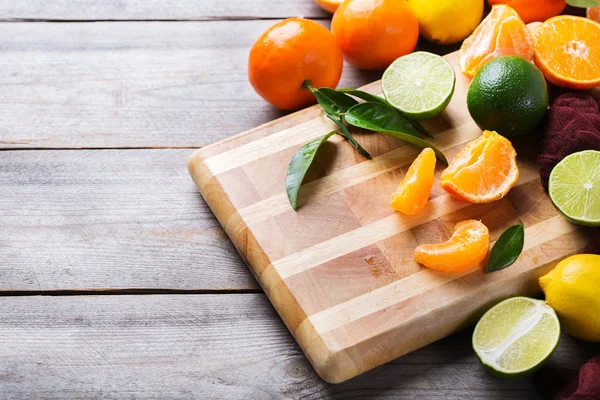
[381,51,456,120]
[473,297,560,378]
[549,150,600,227]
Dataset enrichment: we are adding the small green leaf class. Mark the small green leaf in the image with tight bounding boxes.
[566,0,600,7]
[326,113,372,159]
[337,88,391,106]
[345,102,448,164]
[486,222,525,273]
[286,131,336,211]
[312,88,358,117]
[339,88,433,138]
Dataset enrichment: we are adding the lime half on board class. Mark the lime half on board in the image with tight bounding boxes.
[549,150,600,227]
[381,51,456,120]
[472,297,560,378]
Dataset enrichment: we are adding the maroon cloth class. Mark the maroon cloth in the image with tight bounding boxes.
[535,356,600,400]
[538,91,600,255]
[538,91,600,190]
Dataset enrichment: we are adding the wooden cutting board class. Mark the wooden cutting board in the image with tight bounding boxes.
[187,50,588,383]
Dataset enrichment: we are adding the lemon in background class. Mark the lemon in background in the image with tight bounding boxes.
[407,0,484,44]
[539,254,600,342]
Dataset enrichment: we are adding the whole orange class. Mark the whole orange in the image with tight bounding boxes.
[331,0,419,70]
[248,18,343,111]
[487,0,567,23]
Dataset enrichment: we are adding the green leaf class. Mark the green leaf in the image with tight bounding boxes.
[486,222,525,273]
[339,88,433,139]
[326,113,372,159]
[337,88,391,106]
[566,0,600,7]
[345,102,448,164]
[286,131,336,211]
[312,88,358,117]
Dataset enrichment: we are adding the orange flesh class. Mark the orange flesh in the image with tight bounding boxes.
[459,5,534,77]
[414,220,490,272]
[390,148,436,215]
[441,131,519,203]
[533,16,600,90]
[589,7,600,23]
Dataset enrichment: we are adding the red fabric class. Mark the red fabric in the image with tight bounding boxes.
[538,91,600,190]
[535,356,600,400]
[538,91,600,255]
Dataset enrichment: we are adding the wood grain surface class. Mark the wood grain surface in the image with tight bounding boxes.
[1,294,597,399]
[0,0,328,20]
[0,21,379,149]
[189,51,590,383]
[0,149,256,291]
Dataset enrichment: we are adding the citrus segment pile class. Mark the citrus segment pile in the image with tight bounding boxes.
[390,148,436,215]
[459,5,534,77]
[441,131,519,204]
[533,16,600,90]
[414,220,490,272]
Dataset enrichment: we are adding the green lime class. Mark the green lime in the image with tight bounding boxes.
[381,51,455,120]
[549,150,600,227]
[467,56,548,138]
[472,297,560,378]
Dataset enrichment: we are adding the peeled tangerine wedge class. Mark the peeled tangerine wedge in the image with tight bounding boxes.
[390,147,436,215]
[459,5,534,77]
[414,220,490,272]
[441,130,519,203]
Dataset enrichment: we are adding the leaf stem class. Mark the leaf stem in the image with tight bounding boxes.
[326,113,372,159]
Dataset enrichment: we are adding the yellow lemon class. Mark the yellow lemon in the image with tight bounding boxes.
[539,254,600,342]
[407,0,484,44]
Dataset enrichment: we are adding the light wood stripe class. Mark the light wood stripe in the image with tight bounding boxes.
[202,115,335,176]
[228,120,479,234]
[307,215,578,335]
[266,164,539,281]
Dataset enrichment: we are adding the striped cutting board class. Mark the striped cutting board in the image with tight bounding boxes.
[187,50,588,383]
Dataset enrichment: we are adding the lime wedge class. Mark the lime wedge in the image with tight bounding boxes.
[549,150,600,227]
[381,51,455,120]
[473,297,560,378]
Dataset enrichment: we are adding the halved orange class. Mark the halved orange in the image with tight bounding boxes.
[313,0,342,14]
[533,16,600,90]
[441,130,519,203]
[390,147,436,215]
[414,220,490,272]
[459,5,534,77]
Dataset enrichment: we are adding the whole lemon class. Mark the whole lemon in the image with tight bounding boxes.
[407,0,483,44]
[539,254,600,342]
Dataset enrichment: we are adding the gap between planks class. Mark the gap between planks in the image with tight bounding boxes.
[0,288,262,297]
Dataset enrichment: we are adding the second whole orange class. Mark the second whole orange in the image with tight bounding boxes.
[248,18,343,111]
[488,0,566,24]
[331,0,419,70]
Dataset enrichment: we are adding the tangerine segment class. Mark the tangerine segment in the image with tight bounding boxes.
[313,0,342,13]
[533,16,600,90]
[589,7,600,23]
[414,220,490,272]
[459,5,534,77]
[390,148,436,215]
[441,131,519,203]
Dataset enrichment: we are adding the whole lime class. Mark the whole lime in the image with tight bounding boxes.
[467,56,548,138]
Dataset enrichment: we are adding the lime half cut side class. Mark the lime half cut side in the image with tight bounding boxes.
[473,297,560,378]
[381,51,456,120]
[549,150,600,227]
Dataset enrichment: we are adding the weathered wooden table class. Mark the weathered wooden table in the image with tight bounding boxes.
[0,2,598,398]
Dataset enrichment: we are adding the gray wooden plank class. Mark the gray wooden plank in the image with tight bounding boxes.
[2,294,597,399]
[0,20,381,149]
[0,0,328,20]
[0,149,256,291]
